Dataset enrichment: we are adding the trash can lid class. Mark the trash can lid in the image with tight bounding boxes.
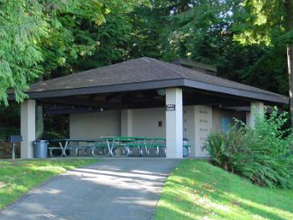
[34,140,49,143]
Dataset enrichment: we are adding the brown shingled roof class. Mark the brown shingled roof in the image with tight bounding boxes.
[22,57,288,104]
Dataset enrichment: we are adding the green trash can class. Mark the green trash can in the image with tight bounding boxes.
[33,140,48,158]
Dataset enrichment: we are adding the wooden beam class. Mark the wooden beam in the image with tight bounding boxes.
[46,107,104,115]
[38,97,125,109]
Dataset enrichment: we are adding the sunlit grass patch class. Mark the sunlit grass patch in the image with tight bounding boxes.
[0,159,98,210]
[155,159,293,220]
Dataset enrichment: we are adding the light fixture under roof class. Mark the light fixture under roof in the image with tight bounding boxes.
[156,88,166,96]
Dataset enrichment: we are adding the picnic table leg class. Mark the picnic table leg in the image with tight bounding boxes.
[123,145,130,156]
[60,141,69,157]
[143,145,148,156]
[91,147,96,156]
[155,147,160,157]
[59,142,66,157]
[146,139,155,156]
[146,147,150,156]
[111,140,116,156]
[74,147,79,156]
[138,146,143,156]
[138,146,141,156]
[107,140,115,156]
[138,141,144,157]
[49,149,54,157]
[140,141,148,157]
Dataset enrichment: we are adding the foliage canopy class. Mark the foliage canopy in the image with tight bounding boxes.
[0,0,148,105]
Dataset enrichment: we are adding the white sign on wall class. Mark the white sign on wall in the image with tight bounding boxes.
[166,104,176,111]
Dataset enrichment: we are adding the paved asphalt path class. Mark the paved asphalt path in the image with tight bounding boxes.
[0,158,181,220]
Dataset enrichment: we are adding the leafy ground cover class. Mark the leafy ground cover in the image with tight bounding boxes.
[0,158,98,210]
[155,159,293,220]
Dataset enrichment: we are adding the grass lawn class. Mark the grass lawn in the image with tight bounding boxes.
[155,159,293,220]
[0,158,98,210]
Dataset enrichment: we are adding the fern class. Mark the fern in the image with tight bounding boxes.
[203,108,293,188]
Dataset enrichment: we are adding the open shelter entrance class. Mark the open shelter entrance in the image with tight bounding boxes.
[11,57,287,159]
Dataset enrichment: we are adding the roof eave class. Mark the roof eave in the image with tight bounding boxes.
[8,78,288,105]
[9,79,186,100]
[183,79,288,105]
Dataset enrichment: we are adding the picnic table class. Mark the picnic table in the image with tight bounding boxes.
[48,136,191,157]
[96,136,190,157]
[102,136,167,157]
[48,138,109,157]
[99,136,146,157]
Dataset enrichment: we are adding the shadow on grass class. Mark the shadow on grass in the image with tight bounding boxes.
[155,160,293,220]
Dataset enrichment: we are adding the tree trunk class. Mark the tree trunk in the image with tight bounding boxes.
[287,46,293,127]
[285,0,293,128]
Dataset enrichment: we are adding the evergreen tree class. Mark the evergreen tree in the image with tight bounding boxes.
[233,0,293,125]
[0,0,148,104]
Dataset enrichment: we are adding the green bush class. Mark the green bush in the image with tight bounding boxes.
[204,126,250,172]
[203,109,293,188]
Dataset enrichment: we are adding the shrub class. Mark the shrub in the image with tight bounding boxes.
[204,126,250,172]
[203,109,293,188]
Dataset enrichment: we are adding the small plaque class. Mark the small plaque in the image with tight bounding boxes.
[166,104,176,111]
